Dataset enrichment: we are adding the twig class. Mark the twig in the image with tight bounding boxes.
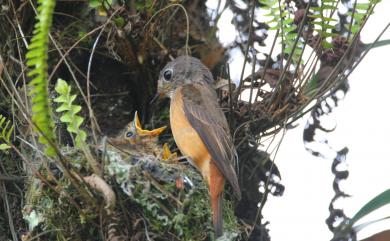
[248,121,287,238]
[347,0,358,41]
[226,64,234,125]
[144,4,190,56]
[254,29,279,101]
[267,0,313,109]
[143,171,183,206]
[248,49,256,118]
[86,7,123,145]
[234,0,256,105]
[0,175,24,181]
[0,181,18,241]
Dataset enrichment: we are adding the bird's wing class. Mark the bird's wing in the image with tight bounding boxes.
[181,83,241,199]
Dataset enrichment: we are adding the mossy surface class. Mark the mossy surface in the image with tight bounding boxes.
[23,147,240,240]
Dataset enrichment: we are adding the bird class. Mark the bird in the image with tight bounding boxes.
[107,111,175,160]
[157,56,241,237]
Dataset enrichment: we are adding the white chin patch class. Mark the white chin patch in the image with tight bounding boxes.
[168,90,174,99]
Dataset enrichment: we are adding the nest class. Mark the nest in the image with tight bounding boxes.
[21,146,240,240]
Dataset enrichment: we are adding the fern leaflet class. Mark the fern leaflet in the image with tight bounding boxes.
[346,0,381,38]
[260,0,304,64]
[0,114,14,150]
[310,0,339,48]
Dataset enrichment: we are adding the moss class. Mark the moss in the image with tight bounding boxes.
[107,150,240,240]
[23,147,240,240]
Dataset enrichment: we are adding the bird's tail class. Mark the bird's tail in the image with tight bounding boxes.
[211,193,223,238]
[210,162,225,238]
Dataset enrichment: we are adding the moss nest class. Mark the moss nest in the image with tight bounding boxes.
[22,146,240,241]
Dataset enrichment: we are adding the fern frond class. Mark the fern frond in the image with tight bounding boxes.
[26,0,57,156]
[53,79,101,173]
[54,79,87,148]
[0,114,14,150]
[346,0,381,38]
[260,0,304,64]
[310,0,339,48]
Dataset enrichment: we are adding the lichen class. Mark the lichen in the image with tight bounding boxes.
[23,147,240,240]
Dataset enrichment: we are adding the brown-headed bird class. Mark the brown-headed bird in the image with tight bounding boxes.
[157,56,241,237]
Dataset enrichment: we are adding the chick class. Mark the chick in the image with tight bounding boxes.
[107,111,176,160]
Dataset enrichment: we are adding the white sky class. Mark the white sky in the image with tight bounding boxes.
[264,2,390,241]
[208,1,390,240]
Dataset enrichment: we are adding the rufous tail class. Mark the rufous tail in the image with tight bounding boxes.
[211,193,223,237]
[210,162,225,238]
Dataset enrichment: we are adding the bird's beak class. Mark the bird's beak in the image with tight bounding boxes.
[133,111,167,137]
[137,125,167,137]
[157,79,174,99]
[150,78,169,104]
[133,111,142,129]
[146,126,167,137]
[149,92,163,104]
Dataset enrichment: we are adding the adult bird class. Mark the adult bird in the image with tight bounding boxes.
[157,56,241,237]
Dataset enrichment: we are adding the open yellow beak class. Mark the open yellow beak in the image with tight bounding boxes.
[133,111,167,137]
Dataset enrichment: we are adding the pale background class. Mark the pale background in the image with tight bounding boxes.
[206,0,390,240]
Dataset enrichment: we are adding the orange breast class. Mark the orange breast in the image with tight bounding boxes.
[170,89,211,182]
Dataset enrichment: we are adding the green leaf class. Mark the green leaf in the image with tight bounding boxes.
[351,25,360,34]
[285,34,296,41]
[89,0,101,8]
[285,25,297,33]
[53,95,68,103]
[0,143,11,150]
[70,105,82,115]
[70,94,77,103]
[103,0,112,9]
[60,113,73,123]
[67,125,77,134]
[322,4,337,10]
[353,216,390,232]
[114,17,125,27]
[322,41,333,49]
[54,78,69,95]
[56,103,70,112]
[74,116,84,128]
[75,130,87,147]
[5,124,14,141]
[351,189,390,225]
[355,3,371,10]
[284,18,294,25]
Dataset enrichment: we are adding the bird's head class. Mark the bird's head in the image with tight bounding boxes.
[108,111,166,152]
[157,56,214,98]
[123,111,166,145]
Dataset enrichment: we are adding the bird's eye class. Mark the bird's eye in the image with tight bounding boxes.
[163,68,173,81]
[126,131,134,138]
